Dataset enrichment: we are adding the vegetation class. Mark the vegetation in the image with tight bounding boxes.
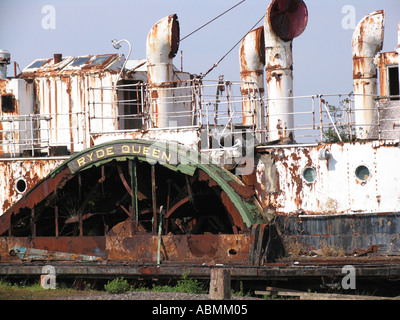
[0,273,254,299]
[104,277,132,294]
[231,281,251,297]
[103,272,207,295]
[150,273,206,294]
[0,278,98,300]
[322,97,357,143]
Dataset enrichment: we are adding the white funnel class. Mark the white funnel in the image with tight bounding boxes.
[264,0,308,142]
[352,10,385,139]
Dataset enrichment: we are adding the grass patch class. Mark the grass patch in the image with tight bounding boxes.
[103,272,207,295]
[0,279,102,300]
[1,273,254,299]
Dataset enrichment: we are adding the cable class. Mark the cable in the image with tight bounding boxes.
[201,14,265,79]
[180,0,246,42]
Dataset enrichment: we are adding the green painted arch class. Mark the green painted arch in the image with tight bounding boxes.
[48,139,264,228]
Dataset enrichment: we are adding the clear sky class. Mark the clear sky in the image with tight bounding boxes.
[0,0,399,97]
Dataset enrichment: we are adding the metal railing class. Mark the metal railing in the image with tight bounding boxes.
[88,80,400,146]
[0,113,84,157]
[0,79,399,158]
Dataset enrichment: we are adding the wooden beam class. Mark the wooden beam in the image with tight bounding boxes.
[209,268,231,300]
[255,287,396,300]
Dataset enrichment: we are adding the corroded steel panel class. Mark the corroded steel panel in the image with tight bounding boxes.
[256,141,400,216]
[0,158,65,215]
[275,212,400,255]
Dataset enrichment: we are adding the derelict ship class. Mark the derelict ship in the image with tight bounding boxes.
[0,0,399,286]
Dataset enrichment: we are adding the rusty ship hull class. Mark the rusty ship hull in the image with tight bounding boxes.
[0,0,399,287]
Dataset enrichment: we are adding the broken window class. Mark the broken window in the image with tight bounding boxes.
[91,55,111,66]
[117,80,143,130]
[387,65,399,100]
[71,57,91,66]
[1,94,15,113]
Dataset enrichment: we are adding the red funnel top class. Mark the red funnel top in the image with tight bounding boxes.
[268,0,308,41]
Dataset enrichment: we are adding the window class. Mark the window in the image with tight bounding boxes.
[1,94,15,113]
[90,55,111,66]
[117,80,143,130]
[387,66,399,100]
[26,60,48,69]
[71,57,91,66]
[355,165,370,181]
[303,167,317,183]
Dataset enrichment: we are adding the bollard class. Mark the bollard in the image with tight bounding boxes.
[209,268,231,300]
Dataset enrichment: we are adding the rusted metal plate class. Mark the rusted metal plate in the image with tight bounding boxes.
[0,234,251,265]
[106,234,250,264]
[0,225,280,266]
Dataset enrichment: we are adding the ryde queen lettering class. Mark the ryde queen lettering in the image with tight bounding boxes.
[68,143,178,172]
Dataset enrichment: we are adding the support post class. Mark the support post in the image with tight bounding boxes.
[129,159,139,223]
[151,165,157,234]
[30,207,36,237]
[54,190,58,237]
[78,173,83,236]
[55,205,59,237]
[157,206,163,265]
[209,268,231,300]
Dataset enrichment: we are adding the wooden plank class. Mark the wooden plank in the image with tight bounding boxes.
[255,287,399,300]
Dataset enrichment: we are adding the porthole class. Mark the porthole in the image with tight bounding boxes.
[355,165,370,181]
[15,178,27,194]
[303,167,317,183]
